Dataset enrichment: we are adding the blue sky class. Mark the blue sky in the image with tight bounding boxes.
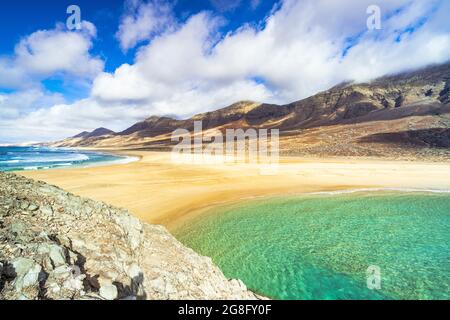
[0,0,449,143]
[0,0,278,98]
[0,0,279,71]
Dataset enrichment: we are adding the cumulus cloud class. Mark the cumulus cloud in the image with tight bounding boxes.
[0,89,65,120]
[92,0,450,115]
[0,21,103,90]
[0,95,152,143]
[116,0,176,51]
[0,89,67,143]
[0,21,104,143]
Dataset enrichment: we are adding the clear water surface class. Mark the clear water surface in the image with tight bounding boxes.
[174,191,450,300]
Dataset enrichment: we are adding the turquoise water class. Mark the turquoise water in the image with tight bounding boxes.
[0,146,132,171]
[174,192,450,300]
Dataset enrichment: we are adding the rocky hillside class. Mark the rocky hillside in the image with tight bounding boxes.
[51,63,450,159]
[0,172,261,300]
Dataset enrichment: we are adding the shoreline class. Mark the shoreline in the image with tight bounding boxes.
[2,146,141,172]
[170,186,450,232]
[19,150,450,230]
[1,171,260,300]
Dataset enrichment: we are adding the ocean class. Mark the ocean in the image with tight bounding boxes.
[0,146,135,172]
[174,191,450,300]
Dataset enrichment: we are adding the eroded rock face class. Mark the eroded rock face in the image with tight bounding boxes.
[0,173,261,300]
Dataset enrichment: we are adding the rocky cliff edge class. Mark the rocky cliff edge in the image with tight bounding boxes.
[0,172,261,300]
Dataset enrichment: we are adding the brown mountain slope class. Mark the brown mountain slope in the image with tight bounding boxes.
[52,63,450,160]
[56,127,116,147]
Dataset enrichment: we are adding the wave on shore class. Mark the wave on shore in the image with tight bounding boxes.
[0,146,137,171]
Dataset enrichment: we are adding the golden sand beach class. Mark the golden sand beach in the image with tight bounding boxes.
[20,151,450,230]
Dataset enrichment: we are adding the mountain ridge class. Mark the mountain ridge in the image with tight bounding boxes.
[54,62,450,160]
[72,127,115,139]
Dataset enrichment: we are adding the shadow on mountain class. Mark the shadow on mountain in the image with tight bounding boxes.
[359,128,450,149]
[333,103,450,127]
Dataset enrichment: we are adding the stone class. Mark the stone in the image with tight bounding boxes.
[28,204,39,212]
[51,266,72,280]
[99,284,118,300]
[19,201,30,210]
[49,245,67,268]
[68,251,78,265]
[42,256,54,271]
[55,235,72,250]
[10,222,26,235]
[40,205,53,216]
[126,263,141,279]
[63,275,85,291]
[11,258,42,292]
[37,231,50,241]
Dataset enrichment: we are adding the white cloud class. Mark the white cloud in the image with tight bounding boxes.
[116,0,176,51]
[0,89,67,143]
[92,0,450,114]
[0,21,103,90]
[0,89,65,120]
[0,96,150,143]
[0,21,104,143]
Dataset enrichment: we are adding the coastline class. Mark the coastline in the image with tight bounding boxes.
[1,146,140,172]
[19,150,450,230]
[170,186,450,232]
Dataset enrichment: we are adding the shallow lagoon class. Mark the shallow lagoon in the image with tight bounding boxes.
[174,191,450,300]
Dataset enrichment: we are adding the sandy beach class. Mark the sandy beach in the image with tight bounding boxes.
[20,151,450,230]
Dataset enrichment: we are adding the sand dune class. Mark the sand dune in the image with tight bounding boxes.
[20,151,450,230]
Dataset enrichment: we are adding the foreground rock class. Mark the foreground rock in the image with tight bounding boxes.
[0,172,261,300]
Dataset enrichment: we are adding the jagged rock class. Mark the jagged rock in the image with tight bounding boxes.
[0,172,262,300]
[10,222,26,236]
[99,284,118,300]
[48,245,67,268]
[28,204,39,212]
[9,258,42,299]
[19,201,30,210]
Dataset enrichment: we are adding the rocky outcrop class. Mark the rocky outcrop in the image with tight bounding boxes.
[0,173,261,300]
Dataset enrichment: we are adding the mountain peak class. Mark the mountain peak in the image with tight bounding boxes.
[73,128,115,139]
[88,127,115,137]
[72,131,90,139]
[144,115,175,123]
